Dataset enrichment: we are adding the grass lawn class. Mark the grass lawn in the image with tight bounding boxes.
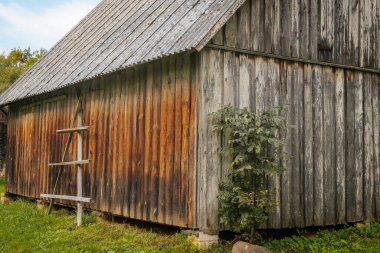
[1,178,380,252]
[0,179,216,253]
[264,224,380,253]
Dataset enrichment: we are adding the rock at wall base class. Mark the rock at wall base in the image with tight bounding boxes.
[232,241,271,253]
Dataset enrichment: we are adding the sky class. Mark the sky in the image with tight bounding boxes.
[0,0,101,53]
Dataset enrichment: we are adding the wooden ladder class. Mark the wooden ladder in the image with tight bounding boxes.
[40,96,91,226]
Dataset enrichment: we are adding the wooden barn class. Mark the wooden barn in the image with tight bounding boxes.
[1,0,380,237]
[0,110,7,174]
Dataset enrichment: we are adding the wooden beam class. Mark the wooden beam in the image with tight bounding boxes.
[77,105,83,226]
[206,44,380,74]
[48,160,90,167]
[57,126,89,134]
[41,194,91,203]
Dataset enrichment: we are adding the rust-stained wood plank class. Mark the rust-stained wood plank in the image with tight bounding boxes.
[173,55,183,226]
[164,55,176,225]
[143,63,153,221]
[158,57,169,224]
[136,66,147,220]
[180,54,190,226]
[150,60,162,223]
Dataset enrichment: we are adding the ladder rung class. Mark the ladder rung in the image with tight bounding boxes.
[40,194,91,203]
[48,160,91,167]
[57,126,89,134]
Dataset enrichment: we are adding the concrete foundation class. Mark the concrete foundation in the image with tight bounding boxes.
[183,230,219,249]
[0,193,12,205]
[37,200,47,210]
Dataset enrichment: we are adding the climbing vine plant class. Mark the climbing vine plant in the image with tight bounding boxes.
[211,105,290,243]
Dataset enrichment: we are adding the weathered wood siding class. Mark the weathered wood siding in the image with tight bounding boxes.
[198,48,380,230]
[211,0,380,69]
[5,54,198,228]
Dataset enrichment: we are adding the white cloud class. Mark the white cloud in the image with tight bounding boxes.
[0,0,100,50]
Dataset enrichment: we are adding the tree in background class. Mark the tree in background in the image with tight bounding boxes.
[0,48,47,93]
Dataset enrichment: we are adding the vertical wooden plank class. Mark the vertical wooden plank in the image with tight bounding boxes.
[303,63,314,226]
[280,0,291,57]
[300,0,310,59]
[279,61,291,228]
[334,0,349,64]
[188,53,198,228]
[354,72,364,222]
[348,0,360,66]
[102,75,112,212]
[335,69,346,224]
[143,63,153,221]
[267,58,281,228]
[180,55,190,226]
[323,67,336,225]
[309,0,320,60]
[164,56,176,225]
[254,57,266,113]
[264,0,275,53]
[238,54,251,109]
[113,72,123,215]
[210,29,224,45]
[373,75,380,218]
[359,0,372,68]
[345,71,356,222]
[272,0,281,55]
[137,66,147,220]
[158,58,169,224]
[224,12,237,48]
[150,61,162,223]
[237,1,251,49]
[290,0,300,58]
[293,63,304,227]
[374,0,380,69]
[199,48,223,232]
[319,0,335,62]
[129,69,138,219]
[221,51,236,202]
[363,73,374,222]
[87,79,96,210]
[107,74,116,213]
[122,69,132,217]
[173,55,183,226]
[312,65,324,226]
[251,0,265,51]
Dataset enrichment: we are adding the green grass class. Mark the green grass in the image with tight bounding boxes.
[0,178,4,193]
[264,223,380,253]
[0,179,211,253]
[1,178,379,253]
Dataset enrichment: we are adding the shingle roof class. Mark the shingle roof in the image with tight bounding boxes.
[0,0,245,106]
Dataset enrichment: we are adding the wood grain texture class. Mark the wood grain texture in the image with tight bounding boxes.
[198,47,380,229]
[210,0,380,70]
[5,54,198,228]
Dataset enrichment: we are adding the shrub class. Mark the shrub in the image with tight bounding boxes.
[211,105,289,243]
